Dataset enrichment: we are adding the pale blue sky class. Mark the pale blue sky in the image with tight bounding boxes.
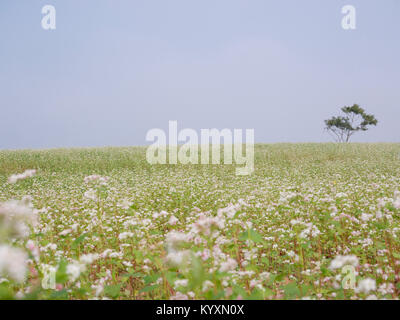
[1,0,399,149]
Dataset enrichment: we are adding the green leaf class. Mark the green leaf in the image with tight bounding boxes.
[239,229,263,243]
[123,271,145,279]
[274,273,285,282]
[165,272,177,285]
[320,266,329,276]
[104,284,122,298]
[139,284,159,293]
[393,252,400,259]
[190,255,205,288]
[56,259,69,284]
[143,273,160,285]
[49,289,69,300]
[233,285,248,299]
[373,222,388,230]
[261,257,270,266]
[72,233,89,248]
[248,288,264,300]
[283,282,300,299]
[263,287,274,298]
[0,284,14,300]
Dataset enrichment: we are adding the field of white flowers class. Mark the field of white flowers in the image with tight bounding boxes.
[1,143,400,300]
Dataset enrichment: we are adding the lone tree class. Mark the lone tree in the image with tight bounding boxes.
[324,104,378,142]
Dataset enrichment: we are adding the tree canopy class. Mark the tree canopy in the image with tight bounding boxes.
[325,104,378,142]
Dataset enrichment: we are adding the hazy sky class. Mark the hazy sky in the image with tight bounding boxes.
[1,0,399,149]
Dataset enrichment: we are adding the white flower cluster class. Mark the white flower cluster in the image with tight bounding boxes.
[217,202,242,219]
[0,196,38,283]
[66,253,99,282]
[190,213,225,236]
[174,279,189,289]
[299,223,321,239]
[219,257,238,273]
[91,269,112,297]
[356,278,376,294]
[0,245,28,283]
[0,197,38,240]
[84,175,109,185]
[7,169,36,184]
[393,191,400,209]
[84,189,98,201]
[165,231,191,267]
[290,219,321,239]
[329,255,359,270]
[118,231,134,240]
[279,191,298,204]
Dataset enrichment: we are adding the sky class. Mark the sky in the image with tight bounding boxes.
[0,0,399,149]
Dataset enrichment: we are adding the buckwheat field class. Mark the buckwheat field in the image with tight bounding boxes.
[1,143,400,300]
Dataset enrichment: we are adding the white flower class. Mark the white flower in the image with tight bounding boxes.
[260,272,271,281]
[118,232,134,240]
[170,292,189,300]
[0,199,37,239]
[166,250,191,267]
[377,198,386,208]
[164,231,192,267]
[168,215,179,225]
[393,198,400,209]
[290,219,303,225]
[329,255,359,270]
[165,231,189,251]
[202,280,214,292]
[191,214,225,236]
[0,245,28,283]
[84,175,109,185]
[66,261,86,282]
[299,223,320,239]
[219,258,238,273]
[197,249,210,261]
[217,203,241,218]
[336,192,347,198]
[360,213,373,222]
[26,240,40,262]
[100,249,113,258]
[122,261,133,267]
[109,251,123,259]
[356,278,376,294]
[249,279,261,288]
[59,229,72,236]
[118,199,132,209]
[174,279,188,289]
[84,189,97,201]
[92,283,105,297]
[7,169,36,184]
[80,253,99,264]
